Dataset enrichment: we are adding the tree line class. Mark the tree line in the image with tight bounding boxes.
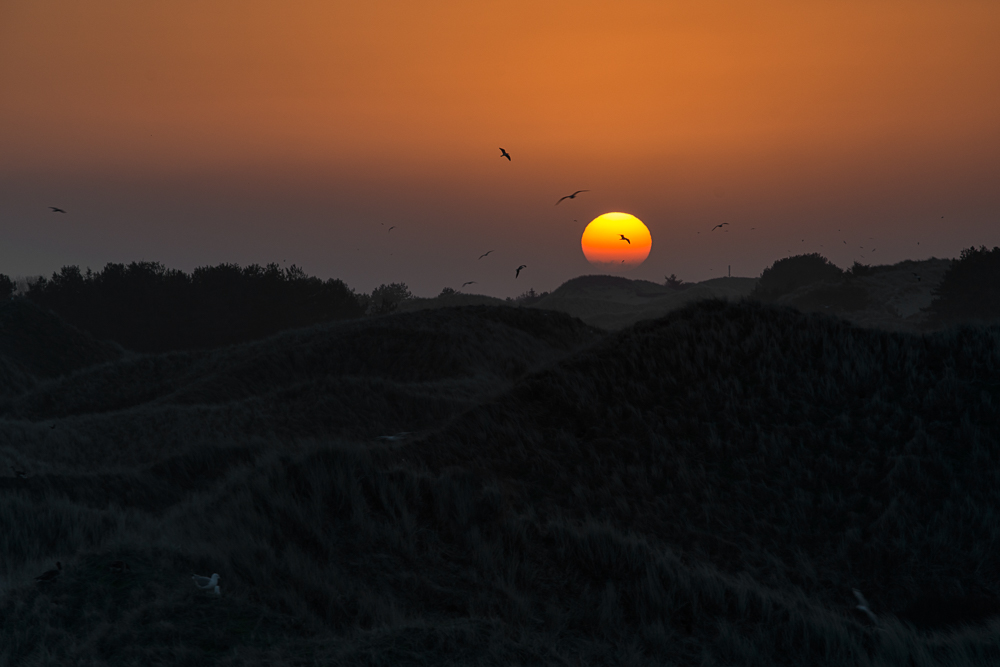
[0,262,413,353]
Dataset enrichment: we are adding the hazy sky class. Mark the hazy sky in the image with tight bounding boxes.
[2,1,998,298]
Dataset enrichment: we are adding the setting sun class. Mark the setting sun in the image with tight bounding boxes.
[581,213,652,270]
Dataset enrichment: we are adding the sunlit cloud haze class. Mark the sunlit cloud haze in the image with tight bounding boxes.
[2,0,999,297]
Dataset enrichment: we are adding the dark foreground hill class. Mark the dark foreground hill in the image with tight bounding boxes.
[0,298,124,396]
[2,300,999,666]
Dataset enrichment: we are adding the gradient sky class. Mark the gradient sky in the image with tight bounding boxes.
[2,1,999,298]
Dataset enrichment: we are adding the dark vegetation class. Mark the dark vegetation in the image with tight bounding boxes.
[3,251,1000,665]
[922,245,1000,328]
[11,261,367,353]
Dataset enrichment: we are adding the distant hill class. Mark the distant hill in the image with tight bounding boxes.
[531,274,758,330]
[406,259,957,333]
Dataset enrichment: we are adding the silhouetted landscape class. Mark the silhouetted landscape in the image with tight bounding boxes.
[2,247,1000,665]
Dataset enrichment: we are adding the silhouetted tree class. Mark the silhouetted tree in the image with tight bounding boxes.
[0,273,13,300]
[923,245,1000,328]
[438,287,456,297]
[368,282,413,315]
[514,288,549,306]
[664,274,690,290]
[751,253,844,301]
[23,261,365,352]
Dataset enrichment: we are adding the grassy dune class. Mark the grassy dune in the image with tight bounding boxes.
[1,296,999,665]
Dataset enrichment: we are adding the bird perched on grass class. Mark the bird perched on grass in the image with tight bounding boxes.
[516,265,526,278]
[35,562,62,583]
[499,148,511,161]
[109,560,130,574]
[853,589,878,623]
[555,190,588,205]
[193,573,219,591]
[620,234,630,244]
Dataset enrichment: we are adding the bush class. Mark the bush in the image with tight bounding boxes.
[923,245,1000,328]
[23,261,366,351]
[664,274,687,290]
[369,282,413,315]
[0,273,13,300]
[751,253,844,301]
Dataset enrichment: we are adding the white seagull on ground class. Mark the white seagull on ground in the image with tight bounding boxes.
[853,589,878,623]
[193,573,219,591]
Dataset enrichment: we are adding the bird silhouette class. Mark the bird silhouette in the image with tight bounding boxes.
[853,589,878,623]
[49,207,66,213]
[478,250,494,259]
[388,226,395,232]
[109,560,130,573]
[35,562,62,583]
[499,148,511,161]
[10,465,27,479]
[555,190,588,205]
[192,573,219,590]
[516,265,526,278]
[711,223,728,231]
[462,281,476,287]
[619,234,630,244]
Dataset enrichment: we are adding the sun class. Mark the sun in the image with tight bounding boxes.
[581,212,652,270]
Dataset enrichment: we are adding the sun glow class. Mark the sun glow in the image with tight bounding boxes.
[581,212,652,270]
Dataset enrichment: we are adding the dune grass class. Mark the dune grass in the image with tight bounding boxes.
[1,299,999,665]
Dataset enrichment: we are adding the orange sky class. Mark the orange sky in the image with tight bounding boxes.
[2,1,998,297]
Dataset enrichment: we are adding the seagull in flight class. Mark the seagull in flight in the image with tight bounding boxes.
[388,226,395,232]
[499,148,511,161]
[478,250,494,259]
[619,234,630,244]
[49,207,66,213]
[516,264,526,278]
[711,223,728,231]
[462,281,476,288]
[555,190,588,205]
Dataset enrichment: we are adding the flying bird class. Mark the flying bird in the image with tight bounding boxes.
[35,562,62,583]
[192,573,219,591]
[619,234,630,244]
[478,250,494,259]
[49,207,66,213]
[853,589,878,623]
[10,465,27,479]
[711,223,728,231]
[499,148,511,161]
[462,281,476,287]
[555,190,588,205]
[516,264,526,278]
[388,226,395,232]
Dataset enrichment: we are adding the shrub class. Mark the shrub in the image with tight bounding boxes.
[664,274,686,290]
[369,282,413,315]
[751,253,844,301]
[923,245,1000,328]
[0,273,13,300]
